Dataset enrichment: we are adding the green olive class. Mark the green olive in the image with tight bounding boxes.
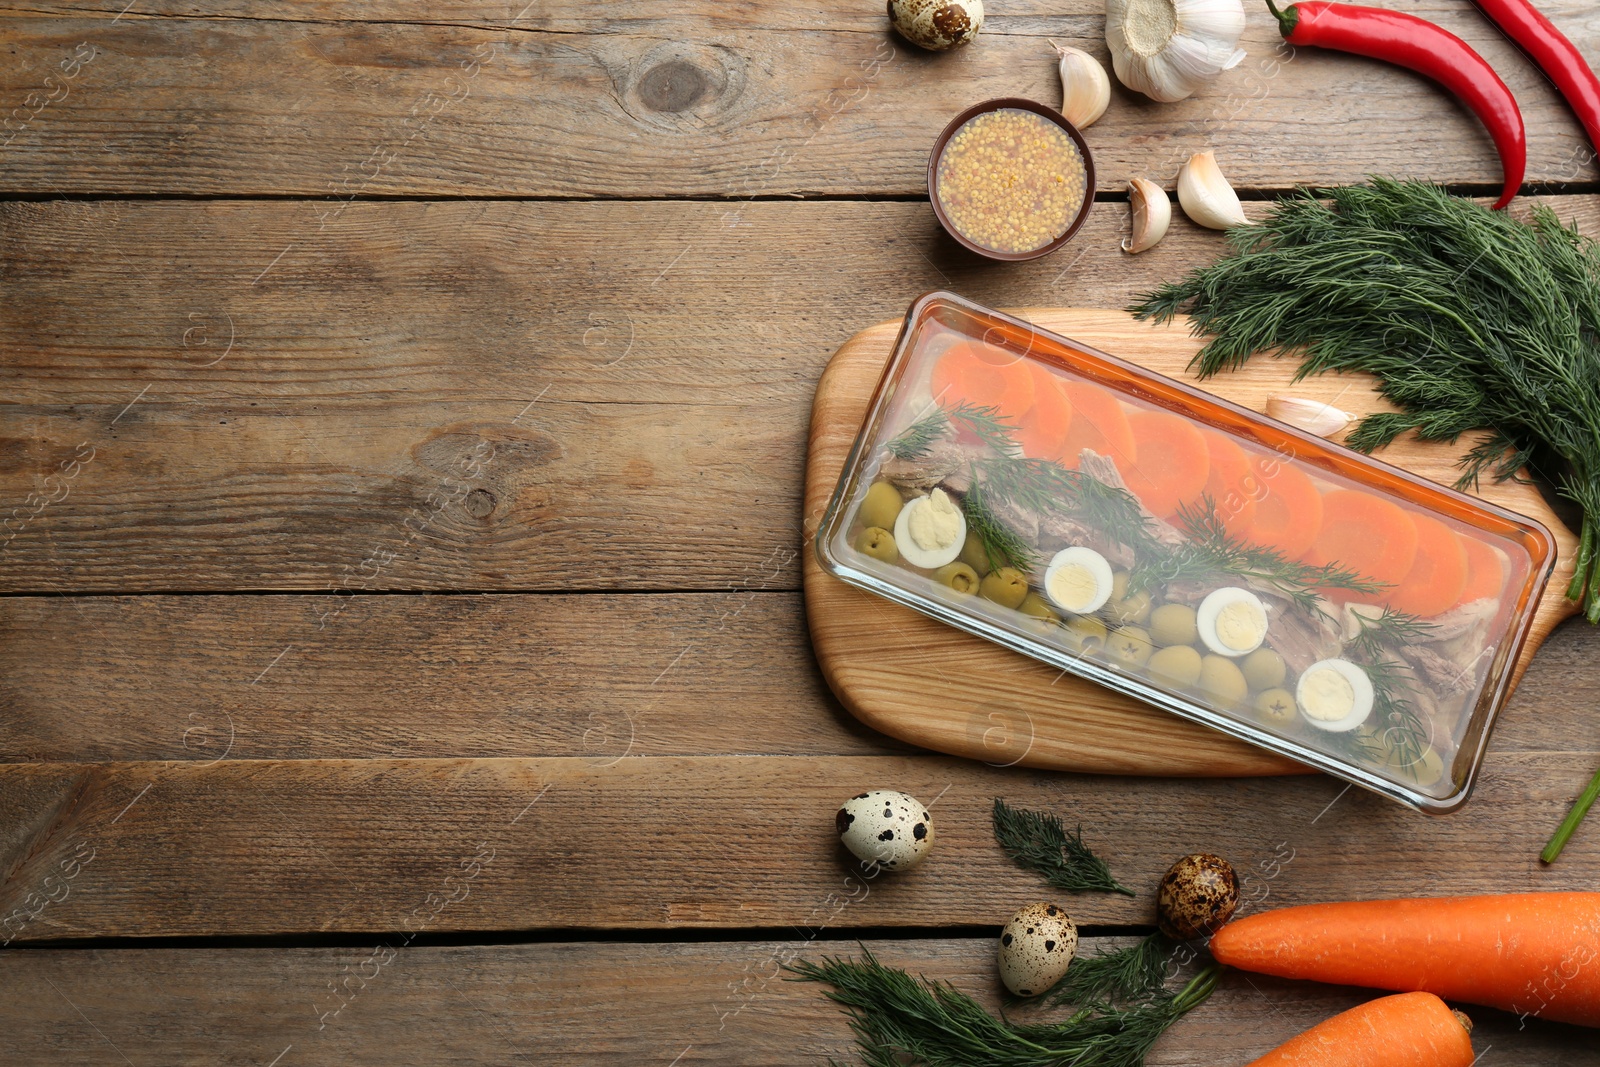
[934,561,981,595]
[1148,603,1199,647]
[1147,644,1203,688]
[1198,655,1249,706]
[980,566,1029,610]
[859,481,905,532]
[1062,614,1109,654]
[1107,626,1154,668]
[1386,744,1446,789]
[1240,648,1287,691]
[1106,571,1152,625]
[1254,687,1297,726]
[856,526,898,564]
[1018,592,1059,622]
[958,533,993,577]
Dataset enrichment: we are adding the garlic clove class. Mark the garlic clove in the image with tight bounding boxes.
[1177,150,1248,230]
[1052,42,1111,129]
[1266,396,1353,437]
[1105,0,1248,103]
[1123,177,1171,253]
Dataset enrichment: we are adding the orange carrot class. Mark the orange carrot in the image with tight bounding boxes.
[1307,490,1419,590]
[1388,512,1469,618]
[1211,893,1600,1027]
[1456,532,1508,605]
[1018,366,1074,458]
[1202,429,1259,541]
[930,341,1034,415]
[1122,409,1210,518]
[1056,380,1136,469]
[1245,992,1474,1067]
[1246,455,1323,560]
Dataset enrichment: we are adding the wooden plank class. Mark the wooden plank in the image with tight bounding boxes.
[0,937,1588,1064]
[0,3,1597,197]
[0,743,1594,940]
[1,589,1593,766]
[5,197,1597,592]
[0,592,894,763]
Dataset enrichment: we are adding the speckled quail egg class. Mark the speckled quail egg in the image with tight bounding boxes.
[1157,853,1240,941]
[1296,658,1375,732]
[889,0,984,51]
[894,488,967,569]
[836,790,934,871]
[998,901,1078,996]
[1044,547,1114,614]
[1196,586,1269,657]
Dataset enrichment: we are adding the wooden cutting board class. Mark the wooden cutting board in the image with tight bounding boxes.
[802,308,1581,777]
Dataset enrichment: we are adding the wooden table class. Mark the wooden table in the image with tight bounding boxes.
[1,2,1597,1063]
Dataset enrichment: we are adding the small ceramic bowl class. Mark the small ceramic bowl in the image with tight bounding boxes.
[928,97,1097,262]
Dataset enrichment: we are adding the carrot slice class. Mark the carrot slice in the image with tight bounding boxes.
[1245,992,1475,1067]
[1456,533,1508,605]
[1211,893,1600,1028]
[1201,429,1258,540]
[1389,512,1470,618]
[1056,380,1137,470]
[1121,409,1210,518]
[929,341,1034,416]
[1307,490,1419,589]
[1245,454,1323,560]
[1017,366,1074,458]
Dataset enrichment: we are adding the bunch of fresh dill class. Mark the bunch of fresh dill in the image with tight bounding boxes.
[1131,178,1600,623]
[787,948,1219,1067]
[991,798,1134,897]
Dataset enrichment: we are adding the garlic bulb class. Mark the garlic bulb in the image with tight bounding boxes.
[1123,177,1171,253]
[1053,42,1111,129]
[1105,0,1247,103]
[1266,396,1353,437]
[1177,150,1248,229]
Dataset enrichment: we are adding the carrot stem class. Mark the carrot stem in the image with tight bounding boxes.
[1542,760,1600,863]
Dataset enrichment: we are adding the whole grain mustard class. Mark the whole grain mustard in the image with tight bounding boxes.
[935,108,1087,254]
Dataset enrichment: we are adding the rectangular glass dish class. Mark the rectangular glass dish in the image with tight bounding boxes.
[815,292,1557,813]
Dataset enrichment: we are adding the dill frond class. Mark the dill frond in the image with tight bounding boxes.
[992,798,1134,897]
[787,948,1219,1067]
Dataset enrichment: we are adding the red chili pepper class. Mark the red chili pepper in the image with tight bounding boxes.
[1472,0,1600,162]
[1265,0,1526,209]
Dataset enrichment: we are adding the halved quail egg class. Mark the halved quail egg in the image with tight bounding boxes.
[1296,658,1374,732]
[835,790,934,871]
[997,902,1078,996]
[1043,547,1113,614]
[893,489,967,569]
[1196,586,1268,657]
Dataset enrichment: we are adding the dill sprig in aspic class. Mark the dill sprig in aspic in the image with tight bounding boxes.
[992,798,1135,897]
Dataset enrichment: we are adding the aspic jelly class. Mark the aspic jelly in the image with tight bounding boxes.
[816,292,1557,812]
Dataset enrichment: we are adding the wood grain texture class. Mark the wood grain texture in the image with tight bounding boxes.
[0,589,1594,766]
[1,1,1598,196]
[6,197,1600,592]
[0,591,900,763]
[0,749,1594,940]
[803,309,1577,778]
[0,937,1591,1065]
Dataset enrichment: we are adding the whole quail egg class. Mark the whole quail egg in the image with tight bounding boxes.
[998,901,1078,996]
[889,0,984,52]
[835,790,934,871]
[1157,853,1240,941]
